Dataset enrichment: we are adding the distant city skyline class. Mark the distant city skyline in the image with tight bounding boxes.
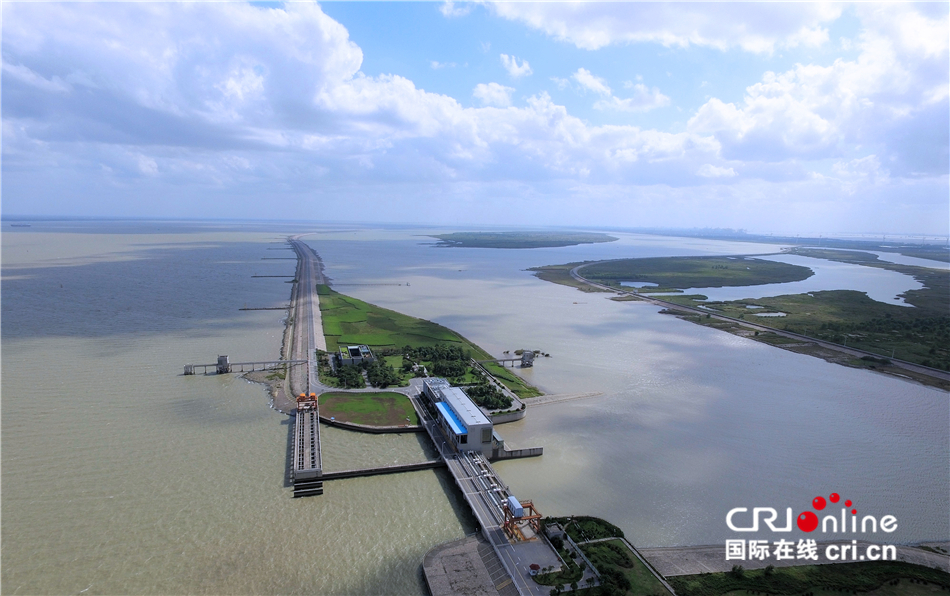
[2,2,948,235]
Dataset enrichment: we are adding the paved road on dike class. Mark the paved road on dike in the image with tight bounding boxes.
[288,236,328,396]
[570,262,950,384]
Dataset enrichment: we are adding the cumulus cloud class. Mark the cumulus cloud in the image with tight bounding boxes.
[500,54,532,78]
[568,68,670,112]
[2,3,722,191]
[1,1,946,233]
[595,83,670,113]
[687,4,949,175]
[572,68,612,96]
[473,82,514,107]
[488,2,842,53]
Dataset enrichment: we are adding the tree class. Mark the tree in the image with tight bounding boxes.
[571,581,578,592]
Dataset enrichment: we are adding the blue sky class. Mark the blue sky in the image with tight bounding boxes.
[2,2,948,235]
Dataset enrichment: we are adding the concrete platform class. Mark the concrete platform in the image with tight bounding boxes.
[423,534,519,596]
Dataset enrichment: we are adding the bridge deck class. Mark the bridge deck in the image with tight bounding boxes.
[420,414,553,596]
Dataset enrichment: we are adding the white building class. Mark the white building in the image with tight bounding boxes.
[423,378,493,455]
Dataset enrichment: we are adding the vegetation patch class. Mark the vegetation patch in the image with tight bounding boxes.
[534,250,949,380]
[668,561,950,596]
[317,285,541,397]
[529,262,614,292]
[543,516,626,542]
[582,539,672,596]
[318,391,419,427]
[578,256,813,290]
[663,287,949,372]
[432,231,618,249]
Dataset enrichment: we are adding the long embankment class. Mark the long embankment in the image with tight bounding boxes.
[568,262,950,389]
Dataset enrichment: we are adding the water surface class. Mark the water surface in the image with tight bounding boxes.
[2,223,946,596]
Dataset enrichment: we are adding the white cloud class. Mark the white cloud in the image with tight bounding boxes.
[500,54,532,78]
[2,62,71,94]
[687,4,949,175]
[136,154,159,176]
[439,1,472,18]
[568,69,670,112]
[572,68,611,96]
[697,164,737,178]
[473,82,514,107]
[595,84,670,113]
[430,61,457,70]
[488,2,842,53]
[2,1,946,234]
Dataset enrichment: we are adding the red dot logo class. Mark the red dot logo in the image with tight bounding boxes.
[852,509,857,515]
[797,511,819,532]
[845,499,852,507]
[830,493,840,503]
[812,496,827,510]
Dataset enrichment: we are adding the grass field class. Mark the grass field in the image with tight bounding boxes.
[431,231,618,249]
[652,249,950,371]
[317,285,540,397]
[667,561,950,596]
[318,284,476,353]
[318,391,419,426]
[529,262,613,292]
[578,255,813,289]
[582,539,672,596]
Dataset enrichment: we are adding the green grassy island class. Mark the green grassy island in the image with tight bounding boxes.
[316,285,540,399]
[431,231,618,249]
[532,255,814,291]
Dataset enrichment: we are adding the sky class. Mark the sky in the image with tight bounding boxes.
[2,1,948,235]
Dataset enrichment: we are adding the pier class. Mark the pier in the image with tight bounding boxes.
[292,405,323,496]
[321,460,446,481]
[184,356,306,375]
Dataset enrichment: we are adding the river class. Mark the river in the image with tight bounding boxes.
[2,221,947,595]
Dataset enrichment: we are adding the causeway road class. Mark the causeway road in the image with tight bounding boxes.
[287,237,328,397]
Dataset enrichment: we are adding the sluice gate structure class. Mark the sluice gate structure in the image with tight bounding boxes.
[292,402,323,496]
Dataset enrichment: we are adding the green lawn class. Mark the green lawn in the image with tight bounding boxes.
[318,391,419,426]
[317,285,541,397]
[318,284,476,354]
[581,539,672,596]
[578,255,813,290]
[668,561,950,596]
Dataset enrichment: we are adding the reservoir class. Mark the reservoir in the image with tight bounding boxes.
[2,222,947,595]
